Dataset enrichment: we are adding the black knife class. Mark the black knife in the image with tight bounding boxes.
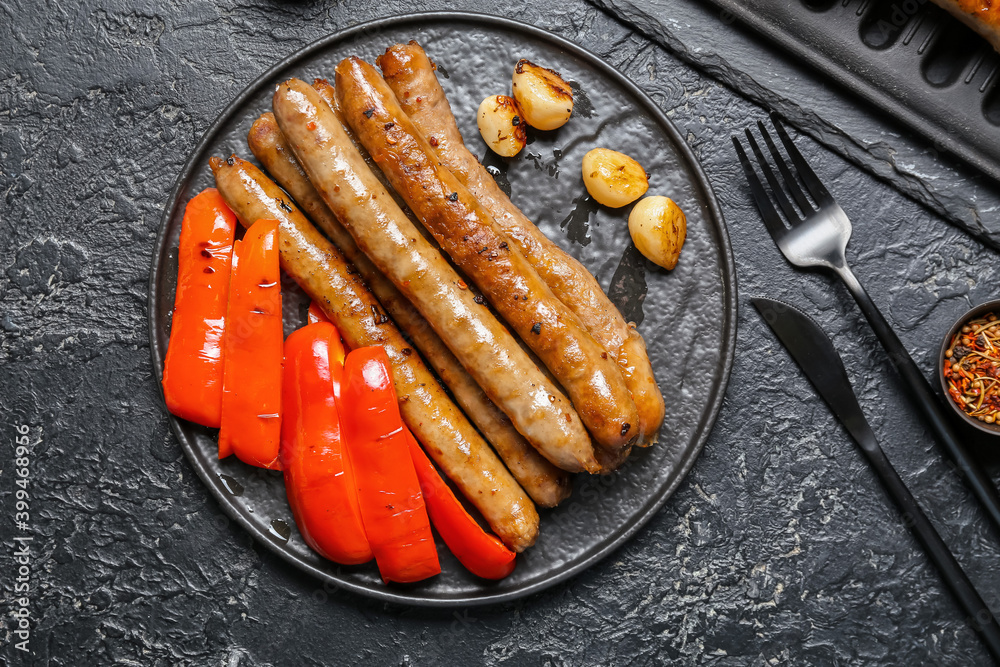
[752,297,1000,662]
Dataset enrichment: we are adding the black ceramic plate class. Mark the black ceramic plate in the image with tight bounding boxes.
[149,12,737,606]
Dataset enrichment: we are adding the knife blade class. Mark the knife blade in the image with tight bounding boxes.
[751,296,1000,662]
[751,297,879,454]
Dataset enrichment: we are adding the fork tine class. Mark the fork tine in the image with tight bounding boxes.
[756,120,812,213]
[769,112,834,206]
[744,128,802,224]
[732,135,788,241]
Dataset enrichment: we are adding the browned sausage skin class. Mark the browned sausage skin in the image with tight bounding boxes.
[312,79,416,216]
[246,113,571,507]
[209,155,539,550]
[335,57,639,459]
[271,77,599,474]
[378,42,665,446]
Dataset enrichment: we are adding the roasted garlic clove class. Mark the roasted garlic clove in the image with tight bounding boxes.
[581,148,649,208]
[628,196,686,270]
[477,95,528,157]
[512,59,574,131]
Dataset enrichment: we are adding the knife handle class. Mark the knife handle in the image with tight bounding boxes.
[861,441,1000,662]
[835,265,1000,533]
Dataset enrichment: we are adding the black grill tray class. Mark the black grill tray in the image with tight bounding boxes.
[697,0,1000,183]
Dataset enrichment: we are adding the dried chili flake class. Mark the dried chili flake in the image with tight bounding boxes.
[944,312,1000,424]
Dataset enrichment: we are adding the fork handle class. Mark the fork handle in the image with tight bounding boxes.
[835,265,1000,532]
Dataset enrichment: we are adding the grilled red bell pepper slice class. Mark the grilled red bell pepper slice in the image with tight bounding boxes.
[307,301,346,352]
[307,301,331,325]
[340,347,440,583]
[219,219,283,469]
[405,428,516,579]
[162,188,237,428]
[280,322,371,564]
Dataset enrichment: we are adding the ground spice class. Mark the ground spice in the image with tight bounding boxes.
[944,312,1000,424]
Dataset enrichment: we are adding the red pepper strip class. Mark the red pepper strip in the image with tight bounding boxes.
[307,301,331,325]
[219,219,283,469]
[307,302,345,354]
[162,188,237,429]
[405,428,516,579]
[280,322,371,564]
[340,347,440,583]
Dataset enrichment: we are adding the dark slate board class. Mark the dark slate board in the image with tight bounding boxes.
[2,0,999,664]
[590,0,1000,250]
[692,0,1000,183]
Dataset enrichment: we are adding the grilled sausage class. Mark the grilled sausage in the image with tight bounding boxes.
[378,42,665,446]
[317,76,574,416]
[271,77,599,474]
[209,155,539,550]
[312,79,416,216]
[335,57,640,459]
[247,113,571,507]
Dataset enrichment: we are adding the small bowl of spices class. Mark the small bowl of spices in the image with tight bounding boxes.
[940,300,1000,436]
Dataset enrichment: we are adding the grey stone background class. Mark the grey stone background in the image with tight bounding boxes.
[2,0,999,665]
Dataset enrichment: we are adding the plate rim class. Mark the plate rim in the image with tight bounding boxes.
[147,10,738,608]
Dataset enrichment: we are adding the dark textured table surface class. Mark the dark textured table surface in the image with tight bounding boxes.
[3,0,1000,665]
